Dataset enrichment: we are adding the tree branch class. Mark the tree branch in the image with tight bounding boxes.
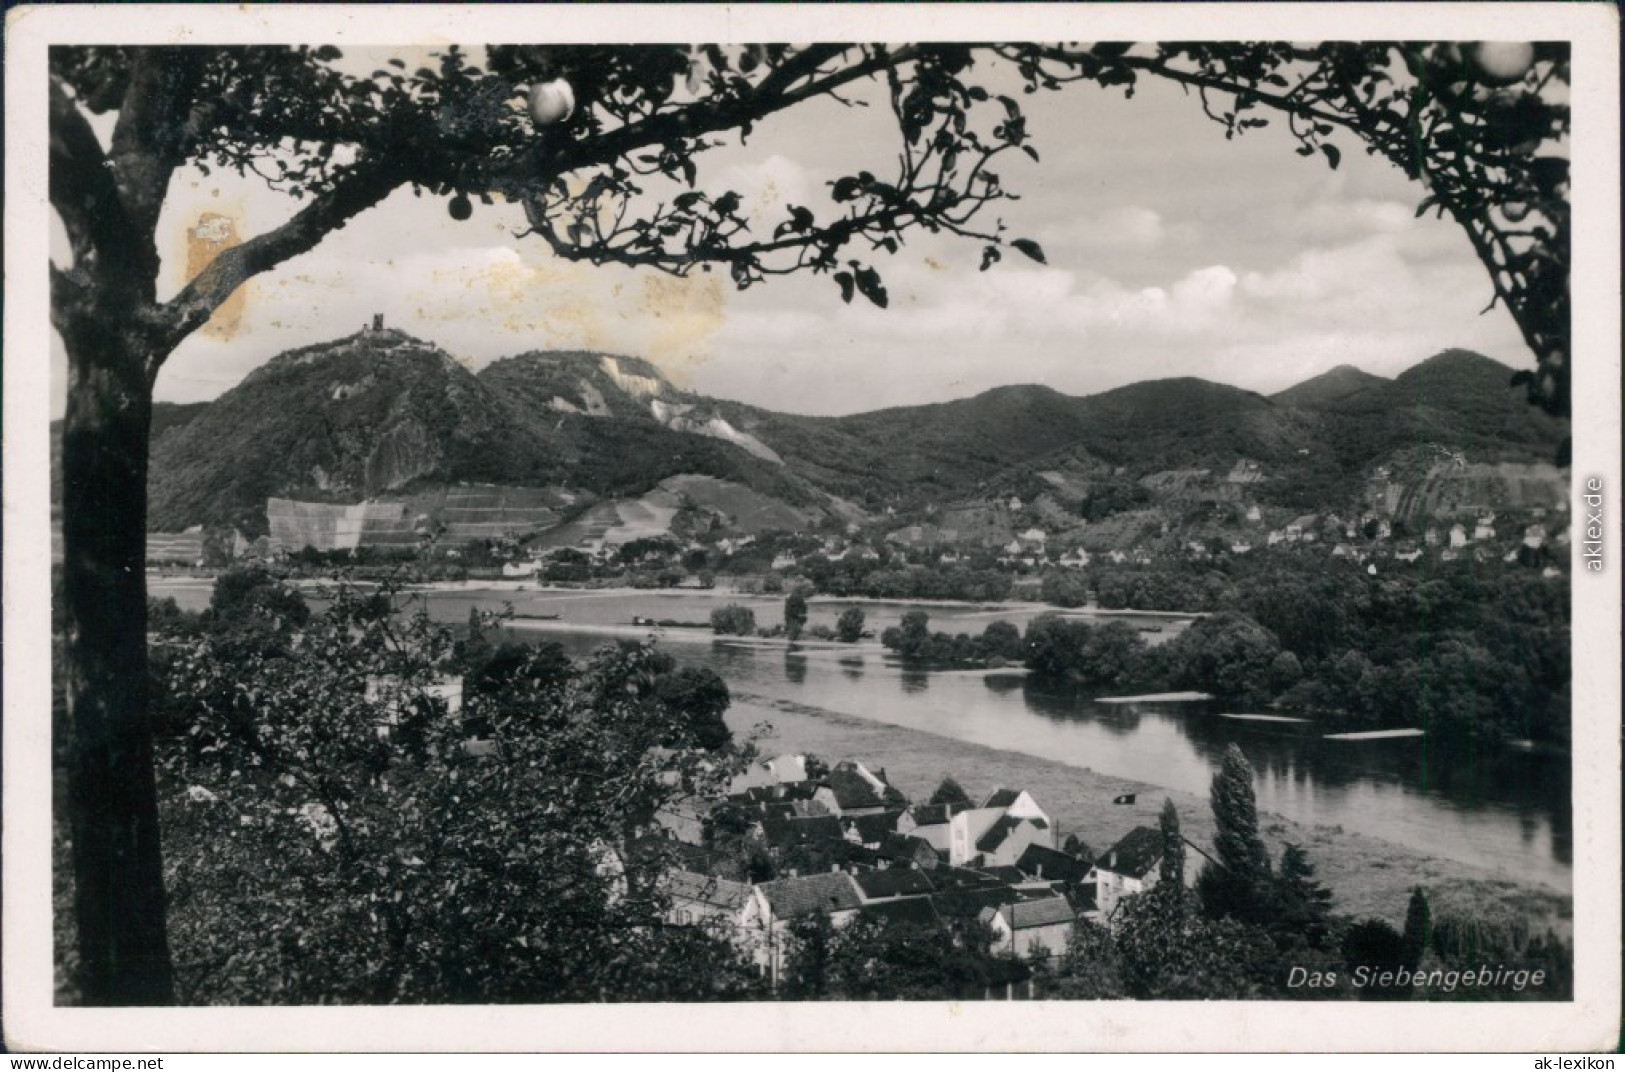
[155,157,404,366]
[535,45,917,188]
[109,48,208,236]
[48,78,131,278]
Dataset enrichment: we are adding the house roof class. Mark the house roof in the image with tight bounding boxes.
[665,870,752,912]
[734,781,819,805]
[1098,826,1164,880]
[878,833,939,863]
[1016,844,1093,884]
[975,865,1029,885]
[996,896,1077,930]
[843,810,904,844]
[983,787,1021,809]
[926,865,1008,892]
[858,897,941,930]
[760,815,844,848]
[758,871,862,919]
[932,885,1022,918]
[975,815,1029,854]
[906,802,967,827]
[825,763,906,811]
[853,868,935,901]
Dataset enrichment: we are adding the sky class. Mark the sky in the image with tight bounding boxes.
[49,45,1533,418]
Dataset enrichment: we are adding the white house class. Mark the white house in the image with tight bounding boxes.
[944,789,1055,867]
[1087,826,1165,924]
[363,674,463,739]
[664,870,755,943]
[896,802,965,854]
[1449,524,1469,548]
[729,753,810,794]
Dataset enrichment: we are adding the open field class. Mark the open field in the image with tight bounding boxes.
[724,692,1573,936]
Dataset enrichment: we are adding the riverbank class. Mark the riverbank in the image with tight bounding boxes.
[722,691,1572,936]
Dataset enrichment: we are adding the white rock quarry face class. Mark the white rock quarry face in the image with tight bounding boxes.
[599,356,664,398]
[649,400,783,464]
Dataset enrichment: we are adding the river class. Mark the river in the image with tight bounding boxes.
[150,578,1573,890]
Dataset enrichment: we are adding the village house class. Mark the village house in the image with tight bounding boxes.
[363,674,463,741]
[979,896,1077,961]
[1058,547,1091,568]
[664,870,755,937]
[743,871,865,986]
[814,761,908,817]
[878,832,941,870]
[841,810,906,848]
[1245,504,1262,523]
[1088,826,1165,924]
[946,788,1056,867]
[756,815,845,852]
[728,753,810,794]
[1474,516,1497,542]
[895,801,967,855]
[851,867,935,905]
[654,798,712,844]
[1449,523,1469,548]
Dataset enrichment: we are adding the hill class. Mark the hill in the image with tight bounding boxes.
[147,328,543,534]
[137,331,1566,546]
[1271,364,1389,407]
[147,333,829,536]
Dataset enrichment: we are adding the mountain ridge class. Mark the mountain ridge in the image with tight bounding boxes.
[122,330,1563,538]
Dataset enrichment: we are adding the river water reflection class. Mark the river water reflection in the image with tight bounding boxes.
[151,580,1573,890]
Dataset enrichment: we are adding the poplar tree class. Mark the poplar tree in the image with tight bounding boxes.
[1198,743,1274,922]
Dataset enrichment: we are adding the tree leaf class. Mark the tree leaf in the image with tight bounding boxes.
[980,245,1001,271]
[1010,238,1047,265]
[1320,143,1341,170]
[853,266,888,309]
[834,271,855,304]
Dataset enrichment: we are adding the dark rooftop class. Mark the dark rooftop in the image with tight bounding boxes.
[843,810,904,845]
[1098,826,1164,880]
[975,815,1024,854]
[825,764,907,811]
[907,802,968,827]
[758,871,862,919]
[1016,844,1093,885]
[759,815,844,849]
[983,787,1022,809]
[858,897,941,930]
[853,868,935,901]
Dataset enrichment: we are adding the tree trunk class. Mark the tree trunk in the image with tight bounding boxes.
[59,312,174,1005]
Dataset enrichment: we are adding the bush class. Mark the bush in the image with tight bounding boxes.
[709,604,758,636]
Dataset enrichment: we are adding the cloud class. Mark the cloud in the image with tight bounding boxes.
[1039,205,1166,250]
